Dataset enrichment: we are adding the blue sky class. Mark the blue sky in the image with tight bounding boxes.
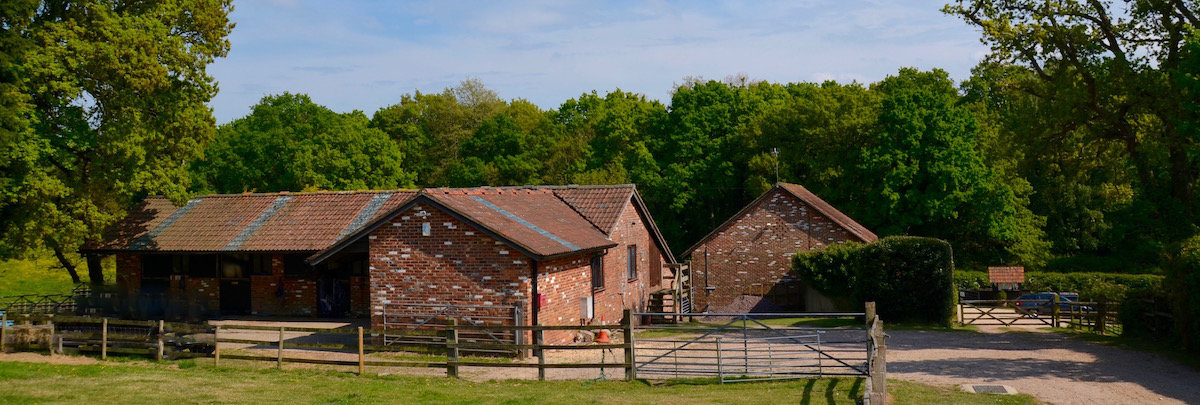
[207,0,989,123]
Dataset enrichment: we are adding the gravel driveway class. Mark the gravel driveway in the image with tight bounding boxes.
[887,329,1200,404]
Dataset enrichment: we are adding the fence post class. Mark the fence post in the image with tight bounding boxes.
[1,312,6,353]
[446,319,459,378]
[357,326,365,376]
[101,318,108,361]
[1052,296,1060,328]
[1097,300,1108,335]
[277,326,284,369]
[47,321,56,355]
[715,336,724,384]
[871,320,887,404]
[535,329,545,381]
[622,308,636,381]
[865,301,876,325]
[213,325,220,367]
[958,301,963,325]
[156,320,164,361]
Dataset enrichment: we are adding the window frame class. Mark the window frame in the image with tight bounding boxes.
[626,245,638,281]
[590,256,604,291]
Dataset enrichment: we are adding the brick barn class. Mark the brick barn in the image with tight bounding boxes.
[83,185,675,342]
[682,183,876,313]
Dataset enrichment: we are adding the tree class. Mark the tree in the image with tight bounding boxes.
[192,93,415,193]
[370,79,504,185]
[0,0,233,283]
[845,69,1049,266]
[945,0,1200,262]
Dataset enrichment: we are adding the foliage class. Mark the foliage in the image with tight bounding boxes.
[945,0,1200,268]
[1170,234,1200,353]
[191,93,415,193]
[953,270,989,291]
[0,0,233,283]
[1022,272,1163,302]
[793,236,956,325]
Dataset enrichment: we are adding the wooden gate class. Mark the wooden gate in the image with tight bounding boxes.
[381,302,523,355]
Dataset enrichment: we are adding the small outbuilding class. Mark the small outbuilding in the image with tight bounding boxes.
[988,266,1025,291]
[681,183,877,313]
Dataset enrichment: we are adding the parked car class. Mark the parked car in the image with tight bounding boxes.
[1014,292,1090,316]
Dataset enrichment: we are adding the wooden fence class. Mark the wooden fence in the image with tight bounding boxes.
[958,299,1121,334]
[2,306,888,394]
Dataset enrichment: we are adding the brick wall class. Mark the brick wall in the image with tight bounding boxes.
[536,255,592,343]
[591,199,667,325]
[249,255,317,317]
[186,277,220,318]
[690,188,859,312]
[350,275,369,317]
[368,203,533,330]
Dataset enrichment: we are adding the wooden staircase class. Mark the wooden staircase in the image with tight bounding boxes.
[647,263,693,323]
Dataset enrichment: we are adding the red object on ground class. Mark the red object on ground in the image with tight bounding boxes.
[595,329,611,343]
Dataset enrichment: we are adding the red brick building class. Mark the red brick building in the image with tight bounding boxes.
[84,185,674,342]
[682,183,876,313]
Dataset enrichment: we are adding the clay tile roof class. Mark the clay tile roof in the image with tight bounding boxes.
[988,266,1025,284]
[551,185,636,233]
[90,184,675,265]
[84,190,417,253]
[424,189,616,257]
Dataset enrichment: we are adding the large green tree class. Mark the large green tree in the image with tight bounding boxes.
[191,93,415,193]
[945,0,1200,264]
[0,0,233,283]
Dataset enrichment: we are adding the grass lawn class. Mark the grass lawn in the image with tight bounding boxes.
[0,358,1035,404]
[0,255,114,297]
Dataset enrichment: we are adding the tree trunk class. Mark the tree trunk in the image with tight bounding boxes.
[86,255,105,285]
[52,245,83,284]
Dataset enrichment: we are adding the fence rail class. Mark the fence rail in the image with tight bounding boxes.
[958,299,1121,334]
[2,304,887,395]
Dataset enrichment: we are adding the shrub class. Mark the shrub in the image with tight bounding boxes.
[953,270,989,291]
[1023,272,1163,301]
[793,236,955,325]
[1170,235,1200,353]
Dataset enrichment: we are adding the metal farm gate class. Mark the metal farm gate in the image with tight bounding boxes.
[632,312,869,382]
[381,302,523,355]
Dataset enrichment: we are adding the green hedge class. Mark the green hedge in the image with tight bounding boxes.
[1169,236,1200,353]
[1023,272,1163,301]
[793,236,955,325]
[955,270,1163,302]
[953,270,989,291]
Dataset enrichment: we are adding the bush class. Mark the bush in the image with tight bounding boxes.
[953,270,989,291]
[1023,272,1163,301]
[793,236,955,325]
[1170,236,1200,353]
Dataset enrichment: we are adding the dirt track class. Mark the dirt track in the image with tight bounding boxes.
[887,328,1200,405]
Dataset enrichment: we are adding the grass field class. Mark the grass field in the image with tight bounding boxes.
[0,358,1035,404]
[0,255,114,297]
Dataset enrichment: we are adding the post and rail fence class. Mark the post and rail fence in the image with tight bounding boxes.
[2,304,887,394]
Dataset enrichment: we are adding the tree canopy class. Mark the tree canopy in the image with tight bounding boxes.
[0,0,233,283]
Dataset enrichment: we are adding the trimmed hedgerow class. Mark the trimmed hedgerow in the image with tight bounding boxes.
[953,270,989,291]
[792,236,955,325]
[1022,272,1163,301]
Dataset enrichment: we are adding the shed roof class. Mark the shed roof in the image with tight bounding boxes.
[988,266,1025,284]
[85,185,675,264]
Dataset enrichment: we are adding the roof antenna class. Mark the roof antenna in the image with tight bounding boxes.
[771,147,780,184]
